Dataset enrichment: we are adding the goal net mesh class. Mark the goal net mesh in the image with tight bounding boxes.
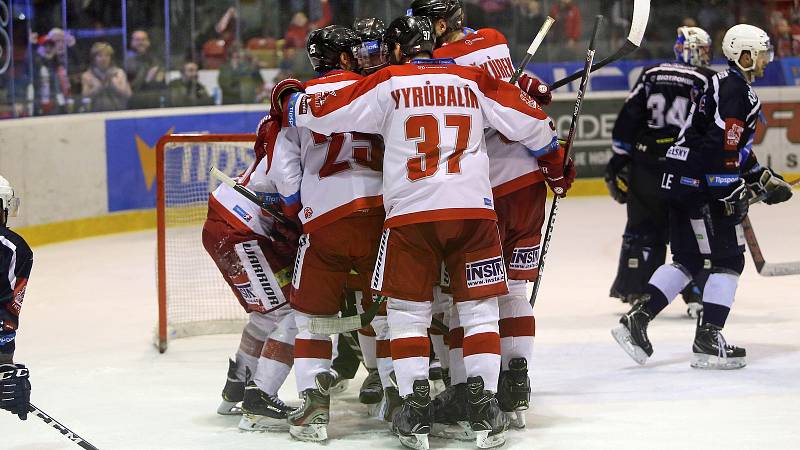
[156,134,256,352]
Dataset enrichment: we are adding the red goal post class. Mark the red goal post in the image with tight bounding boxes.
[156,133,257,353]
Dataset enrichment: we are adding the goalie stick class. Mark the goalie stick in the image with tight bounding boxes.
[529,15,603,307]
[29,403,100,450]
[742,177,800,277]
[550,0,650,90]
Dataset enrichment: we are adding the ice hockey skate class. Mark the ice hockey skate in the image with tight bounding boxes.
[612,302,654,365]
[430,383,473,441]
[328,368,350,396]
[497,357,531,429]
[217,359,244,415]
[690,323,747,370]
[392,379,433,450]
[238,382,295,431]
[288,371,334,442]
[377,385,403,422]
[359,368,383,404]
[466,376,508,449]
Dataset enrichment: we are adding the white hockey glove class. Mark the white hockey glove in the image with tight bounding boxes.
[751,168,794,205]
[719,179,749,223]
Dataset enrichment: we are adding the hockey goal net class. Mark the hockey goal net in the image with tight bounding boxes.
[156,133,256,353]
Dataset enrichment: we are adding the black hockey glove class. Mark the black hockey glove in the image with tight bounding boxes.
[0,363,31,420]
[605,154,630,204]
[718,179,750,224]
[748,168,794,205]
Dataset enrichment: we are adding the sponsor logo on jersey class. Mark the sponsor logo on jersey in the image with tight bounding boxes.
[390,85,479,110]
[464,36,485,46]
[724,157,740,169]
[666,145,690,161]
[705,174,740,187]
[242,242,282,308]
[724,119,745,151]
[233,205,253,222]
[0,331,16,345]
[519,91,538,109]
[680,176,700,187]
[298,98,308,115]
[314,90,337,108]
[233,281,261,305]
[304,207,314,219]
[510,245,540,271]
[466,256,506,288]
[484,197,493,207]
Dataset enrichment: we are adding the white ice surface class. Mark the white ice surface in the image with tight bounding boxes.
[2,196,800,449]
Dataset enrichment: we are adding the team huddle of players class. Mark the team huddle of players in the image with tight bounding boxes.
[202,0,571,448]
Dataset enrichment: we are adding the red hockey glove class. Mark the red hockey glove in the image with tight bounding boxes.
[518,74,552,106]
[270,78,304,115]
[539,152,576,197]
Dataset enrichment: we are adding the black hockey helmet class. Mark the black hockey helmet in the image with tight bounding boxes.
[353,18,389,74]
[409,0,464,39]
[306,25,362,73]
[384,15,435,64]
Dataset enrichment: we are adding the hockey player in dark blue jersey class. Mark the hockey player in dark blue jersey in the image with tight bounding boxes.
[606,26,716,317]
[0,175,33,419]
[612,24,794,370]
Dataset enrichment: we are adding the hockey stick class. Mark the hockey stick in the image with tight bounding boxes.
[550,0,650,90]
[309,295,449,335]
[741,177,800,277]
[29,403,100,450]
[529,16,603,307]
[509,16,555,85]
[209,167,296,229]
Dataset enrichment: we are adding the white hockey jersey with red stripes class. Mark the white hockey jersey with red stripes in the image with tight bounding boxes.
[434,28,547,197]
[208,116,280,237]
[260,71,384,233]
[284,60,558,228]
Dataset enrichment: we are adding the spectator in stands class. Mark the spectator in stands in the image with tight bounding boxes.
[125,30,166,109]
[549,0,582,61]
[168,61,214,107]
[283,0,332,49]
[774,17,800,58]
[217,47,264,105]
[81,42,132,112]
[510,0,547,59]
[33,30,73,115]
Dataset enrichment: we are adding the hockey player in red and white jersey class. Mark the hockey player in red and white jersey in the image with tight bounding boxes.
[273,15,560,449]
[262,25,387,443]
[202,116,298,432]
[411,0,575,430]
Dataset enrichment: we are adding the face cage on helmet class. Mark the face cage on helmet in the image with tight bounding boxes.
[1,196,19,218]
[674,34,712,67]
[354,40,388,74]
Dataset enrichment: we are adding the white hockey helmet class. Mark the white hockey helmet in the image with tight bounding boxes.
[0,175,20,220]
[674,26,712,67]
[722,24,774,72]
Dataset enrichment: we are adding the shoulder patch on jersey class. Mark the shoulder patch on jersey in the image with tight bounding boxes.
[724,118,745,151]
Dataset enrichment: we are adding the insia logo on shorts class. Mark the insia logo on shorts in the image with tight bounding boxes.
[666,145,689,161]
[724,119,745,151]
[465,256,506,288]
[233,205,253,222]
[509,246,540,271]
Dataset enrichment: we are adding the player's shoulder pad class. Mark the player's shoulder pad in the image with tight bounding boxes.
[473,28,508,45]
[434,28,508,58]
[305,70,363,89]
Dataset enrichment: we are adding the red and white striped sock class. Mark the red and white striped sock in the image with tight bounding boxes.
[499,281,535,370]
[457,297,501,392]
[388,298,432,396]
[294,312,333,392]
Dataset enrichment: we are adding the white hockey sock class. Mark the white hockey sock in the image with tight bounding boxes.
[372,315,394,389]
[457,298,501,393]
[294,312,333,392]
[499,281,535,371]
[358,329,378,370]
[388,298,432,397]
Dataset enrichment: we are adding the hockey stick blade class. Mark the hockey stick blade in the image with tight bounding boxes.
[29,403,100,450]
[742,216,800,277]
[551,0,650,90]
[510,16,555,85]
[209,166,293,227]
[309,296,384,334]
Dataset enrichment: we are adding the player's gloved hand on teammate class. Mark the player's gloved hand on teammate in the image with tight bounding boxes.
[270,78,305,118]
[0,363,31,420]
[718,179,750,224]
[747,167,794,205]
[269,213,302,249]
[540,157,576,197]
[605,153,630,204]
[517,74,552,106]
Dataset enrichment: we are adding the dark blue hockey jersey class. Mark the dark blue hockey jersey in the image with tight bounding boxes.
[612,62,715,165]
[663,66,763,200]
[0,225,33,360]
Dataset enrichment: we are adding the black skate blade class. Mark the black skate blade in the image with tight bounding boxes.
[611,325,649,365]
